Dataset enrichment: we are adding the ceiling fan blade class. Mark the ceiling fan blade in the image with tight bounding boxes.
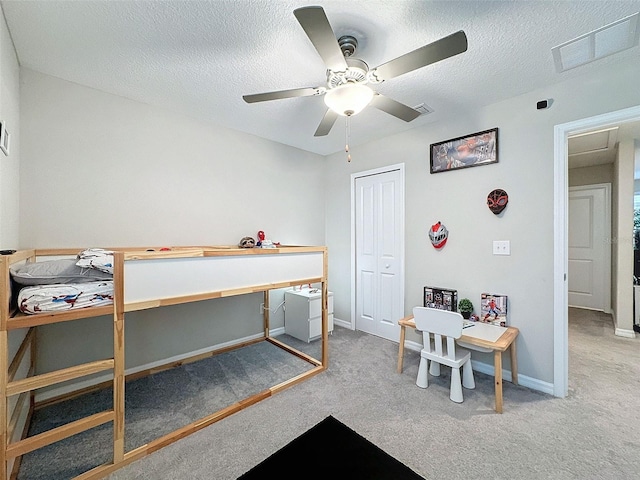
[243,86,325,104]
[370,94,421,122]
[369,30,468,82]
[314,109,339,137]
[294,6,348,72]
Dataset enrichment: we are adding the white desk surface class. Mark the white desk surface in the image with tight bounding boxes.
[462,321,507,343]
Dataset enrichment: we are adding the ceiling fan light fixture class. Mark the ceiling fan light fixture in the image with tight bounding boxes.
[244,6,469,137]
[324,83,374,116]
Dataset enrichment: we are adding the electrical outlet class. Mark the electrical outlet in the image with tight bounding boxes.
[493,240,511,255]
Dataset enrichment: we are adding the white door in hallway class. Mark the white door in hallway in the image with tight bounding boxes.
[354,167,404,341]
[568,184,611,311]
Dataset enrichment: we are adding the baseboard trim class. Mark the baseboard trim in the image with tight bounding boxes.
[611,306,636,337]
[333,318,351,329]
[614,327,636,338]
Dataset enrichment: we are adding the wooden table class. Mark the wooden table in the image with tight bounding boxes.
[397,315,519,413]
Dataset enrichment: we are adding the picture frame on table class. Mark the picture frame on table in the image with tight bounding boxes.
[423,286,458,312]
[430,127,498,173]
[479,292,508,327]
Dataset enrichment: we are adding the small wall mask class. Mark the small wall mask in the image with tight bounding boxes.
[428,221,449,249]
[487,189,508,215]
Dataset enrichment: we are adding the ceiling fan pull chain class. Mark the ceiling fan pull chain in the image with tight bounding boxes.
[345,114,352,162]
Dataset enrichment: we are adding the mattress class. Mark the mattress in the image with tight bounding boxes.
[18,281,114,314]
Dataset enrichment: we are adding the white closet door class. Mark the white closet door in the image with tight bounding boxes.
[355,168,403,341]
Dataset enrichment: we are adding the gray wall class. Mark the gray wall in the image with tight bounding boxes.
[19,69,326,248]
[0,0,25,365]
[569,164,613,187]
[0,7,19,250]
[324,60,640,388]
[614,139,635,334]
[1,8,29,472]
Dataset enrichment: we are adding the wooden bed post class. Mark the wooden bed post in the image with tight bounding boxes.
[322,248,329,368]
[113,252,125,463]
[30,329,36,415]
[262,291,270,338]
[0,256,9,480]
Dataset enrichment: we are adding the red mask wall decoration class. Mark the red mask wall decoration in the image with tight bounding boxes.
[428,221,449,249]
[487,189,508,215]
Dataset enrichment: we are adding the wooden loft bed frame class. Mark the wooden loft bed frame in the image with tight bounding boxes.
[0,245,329,479]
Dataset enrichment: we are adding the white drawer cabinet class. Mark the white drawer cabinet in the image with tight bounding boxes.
[284,289,334,343]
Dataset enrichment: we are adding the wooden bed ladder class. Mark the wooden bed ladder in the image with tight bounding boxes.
[4,358,116,463]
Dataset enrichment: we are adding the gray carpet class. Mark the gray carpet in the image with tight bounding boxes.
[17,338,318,480]
[105,308,640,480]
[18,309,640,479]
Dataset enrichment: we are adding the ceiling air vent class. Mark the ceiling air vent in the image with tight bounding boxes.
[552,12,639,72]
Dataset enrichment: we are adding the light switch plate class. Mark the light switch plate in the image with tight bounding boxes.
[493,240,511,255]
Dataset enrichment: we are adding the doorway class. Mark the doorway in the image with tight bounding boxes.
[351,164,405,342]
[554,104,640,398]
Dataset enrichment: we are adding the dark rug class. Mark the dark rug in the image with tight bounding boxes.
[238,415,425,479]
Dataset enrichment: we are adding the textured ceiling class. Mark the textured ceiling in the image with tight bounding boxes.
[2,0,640,156]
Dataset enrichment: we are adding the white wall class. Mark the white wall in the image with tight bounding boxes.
[325,60,640,386]
[19,69,326,248]
[0,6,19,248]
[19,69,328,382]
[1,6,28,475]
[614,139,635,335]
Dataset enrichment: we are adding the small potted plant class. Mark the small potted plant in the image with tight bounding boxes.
[458,298,474,319]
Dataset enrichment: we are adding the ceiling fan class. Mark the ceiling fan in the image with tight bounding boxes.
[243,6,468,137]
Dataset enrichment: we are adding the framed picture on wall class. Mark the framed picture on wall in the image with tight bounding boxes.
[0,121,10,156]
[430,127,498,173]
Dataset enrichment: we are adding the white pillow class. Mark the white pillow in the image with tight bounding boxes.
[10,259,112,286]
[76,248,114,274]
